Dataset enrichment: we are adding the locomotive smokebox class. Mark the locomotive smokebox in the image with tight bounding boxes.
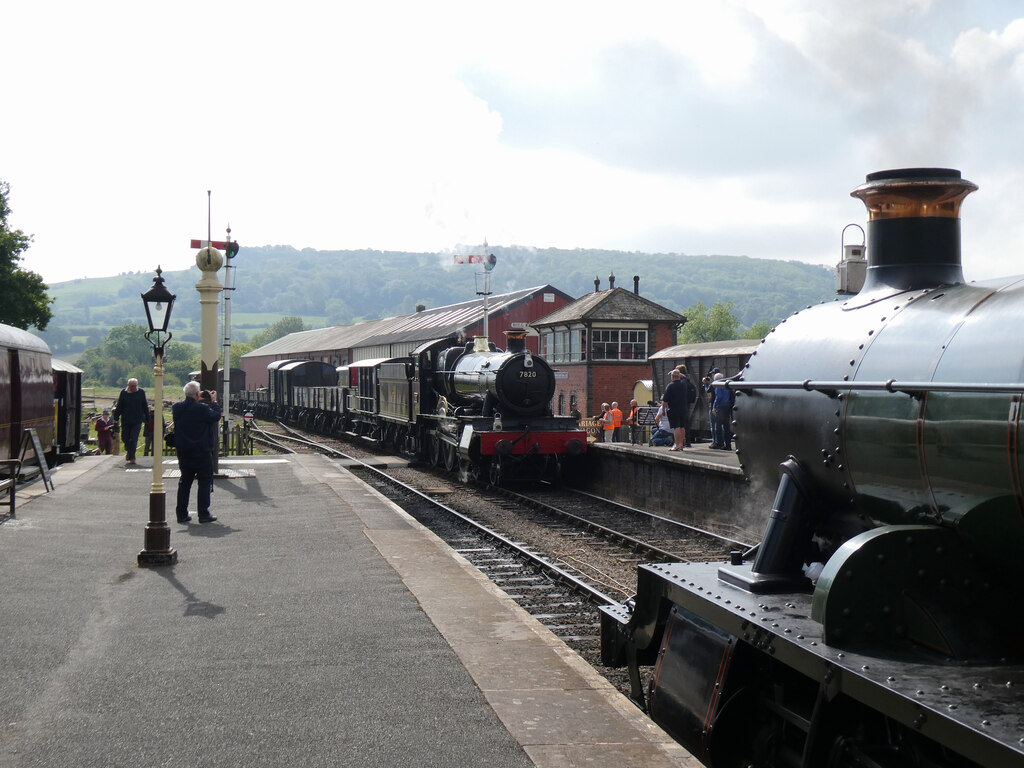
[850,167,977,292]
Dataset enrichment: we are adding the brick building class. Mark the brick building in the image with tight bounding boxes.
[530,277,685,418]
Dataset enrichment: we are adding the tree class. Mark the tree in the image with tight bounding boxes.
[0,180,53,330]
[163,340,201,385]
[76,323,153,387]
[678,300,740,344]
[742,321,774,340]
[248,316,307,350]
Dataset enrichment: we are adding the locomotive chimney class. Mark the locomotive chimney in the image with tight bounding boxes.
[633,275,640,295]
[504,329,528,353]
[850,167,977,292]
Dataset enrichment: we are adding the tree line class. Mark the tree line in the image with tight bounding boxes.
[74,317,308,389]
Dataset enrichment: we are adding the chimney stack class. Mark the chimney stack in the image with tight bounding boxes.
[594,276,600,293]
[609,273,616,289]
[633,275,640,295]
[850,168,976,292]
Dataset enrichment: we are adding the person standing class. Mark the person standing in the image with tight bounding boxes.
[94,410,113,455]
[598,403,612,443]
[661,370,691,451]
[172,381,221,524]
[609,401,624,443]
[675,364,697,447]
[626,399,640,444]
[711,372,734,450]
[142,410,155,456]
[114,378,149,465]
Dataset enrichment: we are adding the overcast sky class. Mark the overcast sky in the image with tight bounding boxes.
[4,1,1024,287]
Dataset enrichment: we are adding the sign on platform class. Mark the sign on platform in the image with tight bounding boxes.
[635,406,658,426]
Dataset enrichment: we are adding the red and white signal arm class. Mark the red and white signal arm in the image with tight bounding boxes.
[454,253,498,271]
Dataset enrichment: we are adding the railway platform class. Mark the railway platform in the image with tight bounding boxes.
[0,454,695,767]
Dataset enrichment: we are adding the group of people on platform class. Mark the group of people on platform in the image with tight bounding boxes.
[647,364,734,451]
[90,377,221,524]
[593,399,645,445]
[586,364,735,451]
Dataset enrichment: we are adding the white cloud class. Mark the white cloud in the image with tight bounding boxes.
[3,1,1024,286]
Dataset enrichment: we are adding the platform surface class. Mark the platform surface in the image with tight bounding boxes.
[0,454,695,767]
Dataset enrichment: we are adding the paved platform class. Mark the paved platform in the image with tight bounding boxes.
[603,439,741,470]
[0,455,695,767]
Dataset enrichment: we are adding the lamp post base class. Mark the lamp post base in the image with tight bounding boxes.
[138,548,178,567]
[138,491,178,567]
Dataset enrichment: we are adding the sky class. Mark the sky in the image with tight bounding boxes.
[4,1,1024,286]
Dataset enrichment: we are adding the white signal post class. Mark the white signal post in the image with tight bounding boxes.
[190,233,238,455]
[454,242,497,341]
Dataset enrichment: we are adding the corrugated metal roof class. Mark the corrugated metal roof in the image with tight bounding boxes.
[650,339,760,359]
[52,358,83,373]
[243,285,567,358]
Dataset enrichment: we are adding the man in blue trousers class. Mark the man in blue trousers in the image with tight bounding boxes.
[172,380,221,524]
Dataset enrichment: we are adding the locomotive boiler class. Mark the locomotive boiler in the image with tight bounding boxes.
[435,331,556,416]
[601,169,1024,767]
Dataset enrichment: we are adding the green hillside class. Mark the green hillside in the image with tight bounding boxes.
[34,245,835,355]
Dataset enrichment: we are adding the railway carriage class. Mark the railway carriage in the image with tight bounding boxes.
[1,323,56,465]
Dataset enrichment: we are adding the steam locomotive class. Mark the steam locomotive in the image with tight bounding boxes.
[237,330,586,483]
[601,169,1024,767]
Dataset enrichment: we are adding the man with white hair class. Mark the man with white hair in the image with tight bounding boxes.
[171,380,221,524]
[114,377,149,465]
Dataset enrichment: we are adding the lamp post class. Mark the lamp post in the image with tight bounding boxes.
[138,267,178,567]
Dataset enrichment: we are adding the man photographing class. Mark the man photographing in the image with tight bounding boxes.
[172,381,221,524]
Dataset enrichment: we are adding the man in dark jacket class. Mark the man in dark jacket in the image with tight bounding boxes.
[172,381,221,524]
[114,378,149,464]
[661,370,691,451]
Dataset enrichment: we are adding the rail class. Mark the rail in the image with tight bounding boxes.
[721,379,1024,399]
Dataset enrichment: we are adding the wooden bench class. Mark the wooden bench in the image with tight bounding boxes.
[0,458,21,517]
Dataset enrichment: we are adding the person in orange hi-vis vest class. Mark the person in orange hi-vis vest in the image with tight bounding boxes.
[610,401,623,443]
[626,399,640,444]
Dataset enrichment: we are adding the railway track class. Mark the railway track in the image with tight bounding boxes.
[249,419,753,696]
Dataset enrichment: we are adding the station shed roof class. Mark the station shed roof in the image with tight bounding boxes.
[650,339,761,359]
[52,358,84,373]
[242,285,571,359]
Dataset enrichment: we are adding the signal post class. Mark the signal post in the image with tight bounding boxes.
[193,244,224,470]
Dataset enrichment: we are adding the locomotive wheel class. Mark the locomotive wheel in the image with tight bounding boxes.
[488,459,502,486]
[547,455,563,484]
[429,436,442,467]
[444,444,458,472]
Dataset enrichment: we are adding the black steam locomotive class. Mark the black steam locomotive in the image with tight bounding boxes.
[601,169,1024,767]
[238,330,586,483]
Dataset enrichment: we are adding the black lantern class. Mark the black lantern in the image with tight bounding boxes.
[141,266,176,351]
